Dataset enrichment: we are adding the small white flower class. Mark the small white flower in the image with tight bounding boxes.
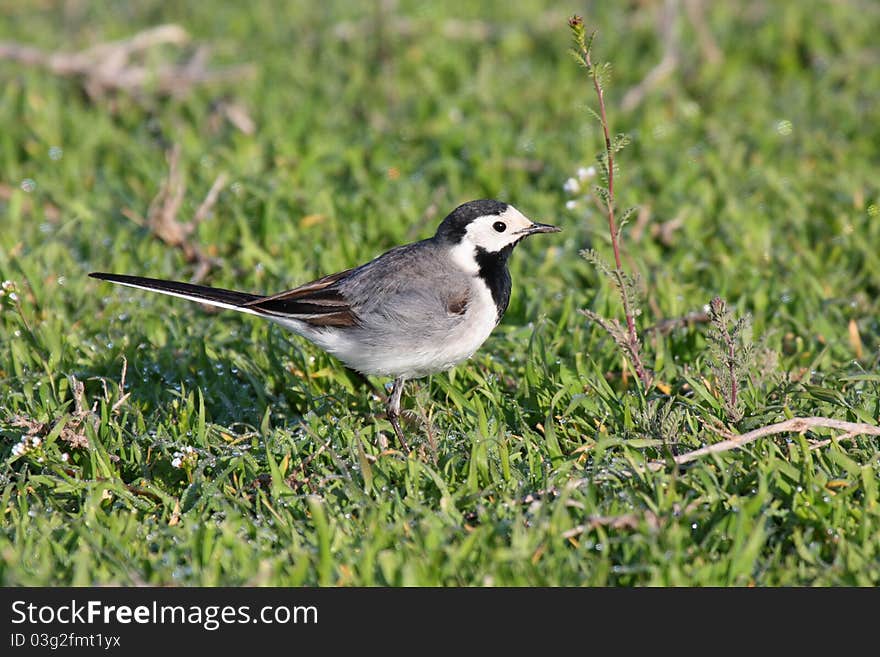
[1,280,13,290]
[563,177,580,194]
[12,442,25,456]
[171,446,197,469]
[61,453,69,462]
[565,200,579,210]
[31,437,41,447]
[577,166,596,181]
[8,292,18,302]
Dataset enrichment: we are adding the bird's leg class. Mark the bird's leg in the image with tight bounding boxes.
[386,376,409,452]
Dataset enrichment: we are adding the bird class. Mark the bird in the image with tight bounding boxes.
[90,199,560,450]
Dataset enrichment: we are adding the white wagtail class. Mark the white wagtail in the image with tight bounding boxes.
[90,199,560,449]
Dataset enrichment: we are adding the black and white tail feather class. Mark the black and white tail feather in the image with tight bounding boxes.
[88,270,357,328]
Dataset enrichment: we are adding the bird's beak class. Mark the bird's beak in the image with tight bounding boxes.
[519,222,561,235]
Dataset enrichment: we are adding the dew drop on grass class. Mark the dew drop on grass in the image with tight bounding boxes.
[775,119,793,136]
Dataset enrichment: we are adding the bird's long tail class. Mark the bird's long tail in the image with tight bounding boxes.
[88,273,268,317]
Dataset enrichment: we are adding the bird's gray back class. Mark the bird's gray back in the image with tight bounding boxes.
[341,239,471,336]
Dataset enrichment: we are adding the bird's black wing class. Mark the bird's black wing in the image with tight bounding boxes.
[243,268,359,327]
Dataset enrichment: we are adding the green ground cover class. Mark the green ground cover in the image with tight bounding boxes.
[1,1,878,585]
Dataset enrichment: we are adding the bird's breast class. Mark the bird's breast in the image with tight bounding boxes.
[379,277,498,378]
[286,276,497,379]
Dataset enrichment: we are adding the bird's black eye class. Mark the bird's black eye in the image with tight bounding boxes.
[493,221,507,233]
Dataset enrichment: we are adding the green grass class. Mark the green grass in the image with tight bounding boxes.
[1,0,879,586]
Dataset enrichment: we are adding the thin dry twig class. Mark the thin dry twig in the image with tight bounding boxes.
[622,0,681,112]
[126,144,228,283]
[124,483,164,504]
[684,0,722,65]
[629,204,653,242]
[562,500,702,538]
[644,309,711,335]
[562,513,647,537]
[331,12,570,42]
[0,183,61,220]
[110,357,131,415]
[9,376,102,450]
[0,24,255,102]
[286,436,333,491]
[206,97,257,135]
[192,172,229,227]
[648,416,880,470]
[147,143,186,246]
[807,431,862,451]
[621,0,722,111]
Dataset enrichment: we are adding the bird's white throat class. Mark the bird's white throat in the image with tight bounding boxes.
[448,241,481,275]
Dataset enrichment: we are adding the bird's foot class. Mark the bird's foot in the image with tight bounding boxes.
[386,410,410,453]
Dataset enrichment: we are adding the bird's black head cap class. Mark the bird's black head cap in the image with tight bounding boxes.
[434,199,508,243]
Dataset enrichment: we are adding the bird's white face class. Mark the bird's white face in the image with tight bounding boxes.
[461,205,537,253]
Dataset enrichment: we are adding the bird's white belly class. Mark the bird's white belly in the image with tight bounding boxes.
[274,280,499,379]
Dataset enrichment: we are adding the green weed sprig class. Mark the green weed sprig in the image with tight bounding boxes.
[707,296,753,423]
[569,16,652,389]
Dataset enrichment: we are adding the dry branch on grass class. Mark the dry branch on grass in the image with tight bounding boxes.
[8,361,130,452]
[123,144,228,283]
[562,500,702,538]
[0,24,255,102]
[643,309,711,335]
[647,416,880,471]
[621,0,722,111]
[0,183,61,221]
[331,11,570,42]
